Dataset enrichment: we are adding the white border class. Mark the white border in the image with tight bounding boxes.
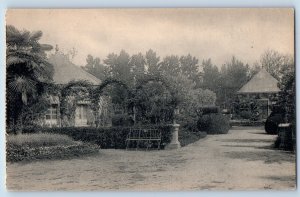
[0,1,298,197]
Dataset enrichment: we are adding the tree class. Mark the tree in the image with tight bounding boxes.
[218,56,250,108]
[104,50,133,86]
[260,49,294,80]
[201,59,220,92]
[145,49,160,75]
[82,54,108,80]
[179,54,201,85]
[160,55,181,76]
[129,53,146,82]
[6,25,53,132]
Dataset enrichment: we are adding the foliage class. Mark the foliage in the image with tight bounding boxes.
[199,106,220,115]
[145,49,160,75]
[265,112,283,134]
[111,114,134,126]
[82,54,108,80]
[197,114,230,134]
[239,111,253,120]
[104,50,134,87]
[178,127,207,147]
[7,141,99,163]
[6,25,54,132]
[201,57,251,108]
[260,49,294,80]
[6,133,99,162]
[60,80,94,127]
[272,68,295,150]
[7,133,75,148]
[201,59,220,91]
[21,125,173,149]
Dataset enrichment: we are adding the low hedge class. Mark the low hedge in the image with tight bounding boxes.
[179,127,207,147]
[197,113,230,134]
[22,125,173,149]
[7,142,99,163]
[7,133,75,148]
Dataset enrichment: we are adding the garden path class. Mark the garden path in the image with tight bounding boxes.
[6,127,296,191]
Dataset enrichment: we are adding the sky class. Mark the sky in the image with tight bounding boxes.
[6,8,294,67]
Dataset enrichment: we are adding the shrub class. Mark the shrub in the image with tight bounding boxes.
[179,127,207,147]
[200,106,220,115]
[7,143,99,163]
[7,133,75,148]
[6,133,99,162]
[111,114,134,127]
[265,112,284,134]
[21,125,173,149]
[197,113,230,134]
[239,110,252,119]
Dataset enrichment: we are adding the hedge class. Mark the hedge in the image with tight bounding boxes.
[197,113,230,134]
[179,127,207,147]
[7,142,99,163]
[22,125,173,149]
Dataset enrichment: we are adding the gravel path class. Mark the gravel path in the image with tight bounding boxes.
[6,127,296,191]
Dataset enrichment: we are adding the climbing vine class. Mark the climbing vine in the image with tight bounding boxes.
[60,80,94,126]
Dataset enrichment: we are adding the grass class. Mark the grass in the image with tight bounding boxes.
[7,133,76,148]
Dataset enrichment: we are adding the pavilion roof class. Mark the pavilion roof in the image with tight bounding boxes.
[237,69,280,94]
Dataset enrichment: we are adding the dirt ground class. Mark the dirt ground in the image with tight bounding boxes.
[6,126,296,191]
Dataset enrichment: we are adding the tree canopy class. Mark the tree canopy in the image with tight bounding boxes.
[6,25,53,132]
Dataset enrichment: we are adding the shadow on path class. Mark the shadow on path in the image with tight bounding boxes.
[224,150,295,164]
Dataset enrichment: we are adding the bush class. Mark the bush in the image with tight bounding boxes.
[239,110,252,119]
[265,112,284,134]
[179,127,207,147]
[7,133,75,148]
[21,125,173,149]
[197,113,230,134]
[200,106,220,115]
[6,133,99,162]
[111,114,134,127]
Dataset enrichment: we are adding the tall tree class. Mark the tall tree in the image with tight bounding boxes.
[145,49,160,75]
[160,55,181,76]
[6,25,53,132]
[83,54,108,80]
[129,53,146,82]
[260,49,294,80]
[179,54,200,84]
[104,50,133,86]
[201,59,220,92]
[218,56,250,108]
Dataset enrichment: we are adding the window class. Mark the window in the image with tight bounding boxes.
[46,105,58,120]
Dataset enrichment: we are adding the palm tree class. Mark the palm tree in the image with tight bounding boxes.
[6,25,54,133]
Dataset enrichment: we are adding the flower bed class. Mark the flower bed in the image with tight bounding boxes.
[6,133,100,163]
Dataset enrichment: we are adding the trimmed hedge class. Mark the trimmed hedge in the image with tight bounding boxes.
[7,143,99,163]
[200,106,220,115]
[22,125,173,149]
[197,113,230,134]
[179,127,207,147]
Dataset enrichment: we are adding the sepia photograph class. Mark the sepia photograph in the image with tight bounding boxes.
[5,8,295,191]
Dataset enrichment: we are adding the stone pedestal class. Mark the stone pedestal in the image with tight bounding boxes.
[165,123,181,150]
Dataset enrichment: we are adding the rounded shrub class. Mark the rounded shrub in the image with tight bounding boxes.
[239,110,252,119]
[265,112,284,134]
[197,113,230,134]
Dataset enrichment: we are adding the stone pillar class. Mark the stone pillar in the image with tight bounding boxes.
[165,123,181,150]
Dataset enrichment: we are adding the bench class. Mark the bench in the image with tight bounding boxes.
[126,128,161,150]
